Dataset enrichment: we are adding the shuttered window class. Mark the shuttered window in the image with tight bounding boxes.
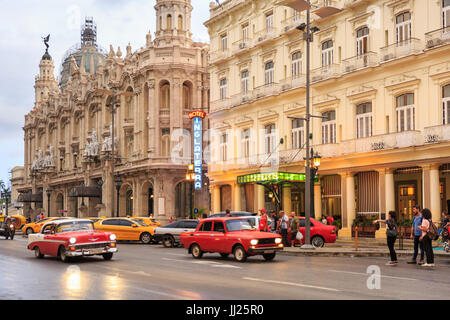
[357,171,379,215]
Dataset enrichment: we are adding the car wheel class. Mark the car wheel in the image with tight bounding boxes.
[233,245,247,262]
[311,236,325,248]
[263,252,276,261]
[102,253,113,261]
[163,235,174,248]
[140,232,152,244]
[26,228,33,236]
[59,246,70,263]
[191,244,203,259]
[34,246,44,259]
[220,253,229,259]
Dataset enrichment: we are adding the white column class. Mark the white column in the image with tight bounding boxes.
[314,182,322,218]
[256,184,265,211]
[385,169,395,213]
[232,183,241,211]
[429,164,441,222]
[345,174,356,229]
[212,185,221,214]
[282,185,292,213]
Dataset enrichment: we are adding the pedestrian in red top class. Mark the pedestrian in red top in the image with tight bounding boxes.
[259,209,269,232]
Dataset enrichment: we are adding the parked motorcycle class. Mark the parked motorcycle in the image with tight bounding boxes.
[0,217,15,240]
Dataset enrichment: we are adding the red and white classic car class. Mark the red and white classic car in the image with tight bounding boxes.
[180,217,284,262]
[27,219,117,262]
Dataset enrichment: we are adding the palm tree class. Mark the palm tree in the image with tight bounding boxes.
[0,179,11,215]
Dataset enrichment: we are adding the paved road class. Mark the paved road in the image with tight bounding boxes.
[0,237,449,300]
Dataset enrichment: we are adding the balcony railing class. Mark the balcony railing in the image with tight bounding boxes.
[425,27,450,49]
[254,27,278,45]
[209,49,230,63]
[253,83,280,100]
[423,124,450,144]
[380,38,422,62]
[230,91,253,107]
[210,98,231,113]
[280,16,302,34]
[341,52,378,74]
[232,39,252,54]
[210,0,246,19]
[280,75,306,92]
[311,64,340,82]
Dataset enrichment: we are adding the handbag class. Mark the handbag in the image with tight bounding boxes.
[386,220,397,237]
[296,231,303,241]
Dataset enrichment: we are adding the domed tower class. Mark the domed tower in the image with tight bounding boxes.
[59,17,106,86]
[154,0,193,48]
[34,38,58,107]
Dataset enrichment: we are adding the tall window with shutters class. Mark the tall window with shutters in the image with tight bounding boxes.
[265,124,276,154]
[443,84,450,124]
[242,23,249,41]
[220,33,228,52]
[265,61,274,85]
[321,40,334,67]
[292,119,304,149]
[241,70,249,94]
[322,111,336,144]
[291,52,302,78]
[220,78,227,100]
[220,134,228,161]
[356,27,369,56]
[396,93,415,132]
[266,12,274,33]
[356,102,373,138]
[396,12,411,43]
[241,129,250,158]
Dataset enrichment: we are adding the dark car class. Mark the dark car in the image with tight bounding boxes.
[208,211,255,218]
[153,219,199,247]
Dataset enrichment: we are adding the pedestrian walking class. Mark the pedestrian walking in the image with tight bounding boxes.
[290,212,299,246]
[278,210,290,247]
[259,209,269,232]
[418,208,435,267]
[374,211,398,265]
[408,205,424,265]
[271,211,279,234]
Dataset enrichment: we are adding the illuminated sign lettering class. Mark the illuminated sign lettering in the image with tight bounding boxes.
[192,111,206,190]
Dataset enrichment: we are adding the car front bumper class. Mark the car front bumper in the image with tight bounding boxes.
[66,247,118,257]
[248,246,284,254]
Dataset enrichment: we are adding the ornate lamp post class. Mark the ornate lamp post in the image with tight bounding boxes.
[114,175,122,217]
[304,148,321,219]
[46,189,52,217]
[185,164,195,219]
[97,179,104,205]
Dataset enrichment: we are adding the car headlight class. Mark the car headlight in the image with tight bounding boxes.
[250,239,258,245]
[275,238,282,244]
[69,237,76,244]
[10,224,14,229]
[109,234,116,241]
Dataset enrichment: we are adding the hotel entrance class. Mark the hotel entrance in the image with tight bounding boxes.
[397,183,418,220]
[394,167,422,221]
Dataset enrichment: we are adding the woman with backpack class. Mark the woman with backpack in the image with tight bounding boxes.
[418,208,435,267]
[374,211,398,265]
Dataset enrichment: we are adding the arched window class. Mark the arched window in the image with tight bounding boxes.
[322,111,336,144]
[396,93,415,131]
[322,40,334,66]
[160,82,170,109]
[161,128,170,157]
[178,15,183,30]
[182,83,191,109]
[443,84,450,124]
[396,12,411,43]
[291,51,302,78]
[167,14,172,29]
[264,61,274,85]
[125,187,133,216]
[356,27,369,56]
[356,102,373,138]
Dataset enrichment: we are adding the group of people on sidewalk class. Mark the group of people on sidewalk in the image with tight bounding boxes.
[374,206,449,268]
[257,209,301,247]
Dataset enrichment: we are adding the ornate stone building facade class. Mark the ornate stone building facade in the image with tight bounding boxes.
[16,0,210,221]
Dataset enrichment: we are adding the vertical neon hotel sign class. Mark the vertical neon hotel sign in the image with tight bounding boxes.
[189,111,206,190]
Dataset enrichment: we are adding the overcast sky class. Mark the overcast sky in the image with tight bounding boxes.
[0,0,211,187]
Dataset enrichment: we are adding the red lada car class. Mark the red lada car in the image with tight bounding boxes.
[27,219,117,263]
[180,217,284,262]
[289,217,337,247]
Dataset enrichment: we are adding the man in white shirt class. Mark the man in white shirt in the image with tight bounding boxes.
[278,210,290,247]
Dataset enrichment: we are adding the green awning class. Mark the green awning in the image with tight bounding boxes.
[237,172,318,185]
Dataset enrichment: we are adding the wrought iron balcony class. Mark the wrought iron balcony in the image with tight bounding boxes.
[425,27,450,49]
[380,38,422,62]
[342,52,378,74]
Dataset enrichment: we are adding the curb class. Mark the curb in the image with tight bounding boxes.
[279,250,450,259]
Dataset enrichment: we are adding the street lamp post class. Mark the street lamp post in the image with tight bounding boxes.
[46,189,52,217]
[304,148,321,219]
[185,164,195,219]
[278,0,338,248]
[114,175,122,218]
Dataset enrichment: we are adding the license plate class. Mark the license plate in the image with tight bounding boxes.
[84,249,103,255]
[264,250,274,254]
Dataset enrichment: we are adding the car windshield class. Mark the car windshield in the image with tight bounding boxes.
[131,219,147,227]
[54,221,94,233]
[226,219,256,232]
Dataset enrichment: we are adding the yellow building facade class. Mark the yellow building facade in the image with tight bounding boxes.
[205,0,450,236]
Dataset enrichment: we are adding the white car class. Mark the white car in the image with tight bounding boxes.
[153,220,199,247]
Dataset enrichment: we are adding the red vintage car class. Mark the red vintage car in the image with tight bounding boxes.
[289,217,337,247]
[180,217,284,262]
[27,219,117,263]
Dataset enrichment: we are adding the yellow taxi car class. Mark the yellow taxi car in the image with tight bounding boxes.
[93,217,155,244]
[22,217,70,235]
[131,217,162,227]
[88,217,104,224]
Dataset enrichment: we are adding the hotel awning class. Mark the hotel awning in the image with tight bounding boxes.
[17,192,43,203]
[69,186,101,198]
[237,172,318,185]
